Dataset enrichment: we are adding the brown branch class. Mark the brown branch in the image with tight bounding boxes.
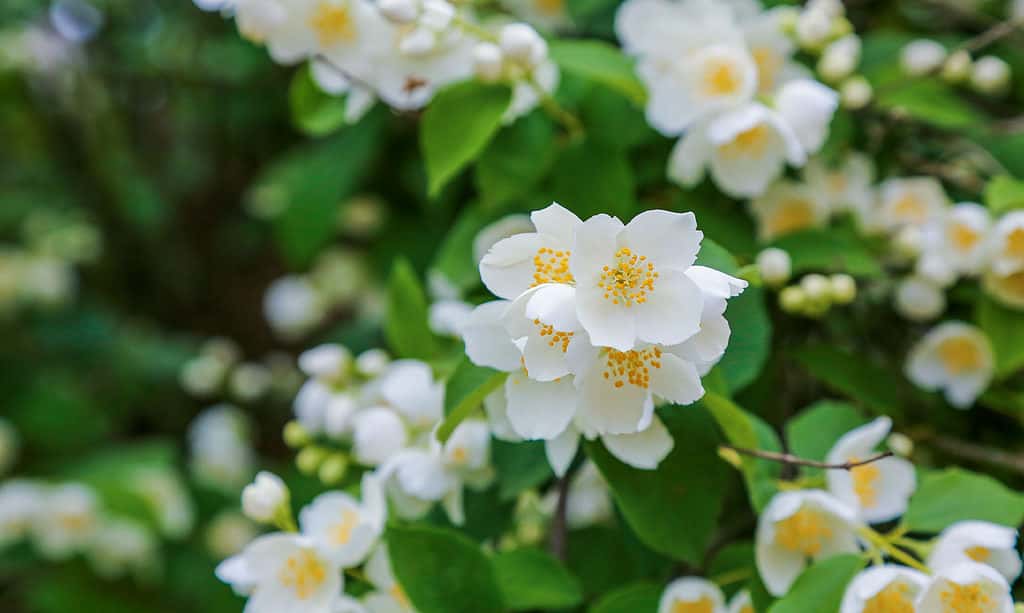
[922,434,1024,476]
[547,471,571,562]
[721,445,893,471]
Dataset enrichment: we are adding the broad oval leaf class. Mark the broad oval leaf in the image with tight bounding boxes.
[904,468,1024,533]
[493,547,583,610]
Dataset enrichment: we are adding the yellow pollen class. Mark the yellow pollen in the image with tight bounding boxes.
[766,200,816,238]
[949,224,981,251]
[752,46,781,93]
[671,596,715,613]
[703,60,743,96]
[827,172,848,193]
[740,606,754,613]
[534,0,564,15]
[599,247,657,307]
[390,583,412,609]
[718,124,772,160]
[1005,228,1024,258]
[940,582,992,613]
[452,446,468,464]
[863,583,915,613]
[279,549,327,600]
[775,508,832,556]
[966,546,991,562]
[936,337,983,375]
[891,194,927,224]
[850,457,881,509]
[532,247,574,287]
[602,347,661,390]
[59,513,92,533]
[533,318,574,352]
[331,509,360,545]
[310,2,356,47]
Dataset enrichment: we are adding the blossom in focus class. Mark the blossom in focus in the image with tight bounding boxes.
[927,521,1023,583]
[905,321,995,408]
[914,562,1014,613]
[657,577,727,613]
[838,565,928,613]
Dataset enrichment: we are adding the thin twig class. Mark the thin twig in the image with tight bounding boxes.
[721,445,893,471]
[923,434,1024,476]
[547,471,571,562]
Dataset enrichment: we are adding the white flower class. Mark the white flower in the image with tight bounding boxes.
[205,511,259,559]
[242,471,289,524]
[905,321,995,409]
[482,386,521,442]
[428,299,474,338]
[324,392,360,438]
[87,518,158,579]
[564,461,613,528]
[570,210,706,350]
[983,269,1024,310]
[0,480,43,548]
[264,275,325,339]
[472,214,534,265]
[818,34,860,82]
[189,404,255,492]
[757,247,792,286]
[479,202,581,300]
[915,562,1014,613]
[499,23,547,66]
[362,545,415,612]
[742,6,800,95]
[294,379,334,434]
[839,565,928,613]
[877,177,949,232]
[32,483,100,559]
[895,276,946,322]
[373,360,444,430]
[727,589,754,613]
[927,521,1023,583]
[352,407,409,466]
[988,211,1024,275]
[755,490,862,596]
[216,533,342,612]
[356,349,391,377]
[133,468,195,540]
[473,42,504,82]
[300,473,386,567]
[802,152,875,218]
[261,0,380,65]
[658,577,727,613]
[233,0,287,44]
[506,57,559,123]
[918,203,993,278]
[230,362,274,402]
[748,180,830,241]
[901,39,946,76]
[299,344,353,381]
[970,56,1011,95]
[774,79,839,155]
[824,418,916,523]
[668,103,806,198]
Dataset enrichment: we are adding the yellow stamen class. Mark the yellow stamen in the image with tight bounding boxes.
[310,2,356,47]
[602,347,662,391]
[752,46,781,93]
[533,318,574,352]
[534,0,564,15]
[703,60,743,96]
[765,200,816,238]
[531,247,574,286]
[891,194,927,224]
[1005,228,1024,258]
[671,596,715,613]
[949,224,981,252]
[331,509,360,545]
[775,508,833,556]
[599,247,657,307]
[940,582,992,613]
[862,582,915,613]
[936,337,983,375]
[966,546,991,563]
[279,549,327,600]
[718,124,772,160]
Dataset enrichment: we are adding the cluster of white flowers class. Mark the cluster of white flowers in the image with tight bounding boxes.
[194,0,557,123]
[614,0,840,198]
[180,337,293,402]
[463,203,747,475]
[263,248,382,340]
[289,342,494,525]
[901,38,1013,96]
[657,417,1020,612]
[188,403,258,493]
[219,472,404,613]
[0,479,170,580]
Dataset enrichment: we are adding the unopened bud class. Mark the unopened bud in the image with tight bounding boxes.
[318,453,349,485]
[840,76,872,109]
[756,247,792,286]
[970,55,1011,96]
[779,286,806,313]
[296,446,328,475]
[283,421,311,448]
[241,472,288,524]
[378,0,418,24]
[473,42,505,83]
[941,50,972,84]
[887,432,914,457]
[829,274,857,304]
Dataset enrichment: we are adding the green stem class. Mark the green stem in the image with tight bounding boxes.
[858,527,930,573]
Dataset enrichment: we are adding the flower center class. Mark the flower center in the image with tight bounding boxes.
[331,509,360,545]
[863,582,915,613]
[766,199,816,237]
[451,446,468,464]
[532,247,573,286]
[752,46,781,93]
[966,546,991,562]
[602,347,662,390]
[671,596,715,613]
[534,319,574,352]
[774,508,832,556]
[598,247,657,307]
[703,59,743,96]
[891,194,926,224]
[60,513,93,533]
[949,223,981,251]
[940,583,992,613]
[279,549,327,599]
[740,606,754,613]
[718,124,772,160]
[1005,227,1024,258]
[310,2,356,47]
[851,458,881,509]
[936,337,983,375]
[534,0,564,15]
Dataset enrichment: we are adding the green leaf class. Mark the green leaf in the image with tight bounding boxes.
[493,548,583,610]
[767,555,863,613]
[421,81,512,197]
[770,227,882,277]
[587,406,728,563]
[875,79,984,130]
[256,109,383,267]
[695,237,739,274]
[437,357,508,442]
[588,582,661,613]
[703,393,781,511]
[794,345,905,418]
[547,140,635,220]
[387,524,504,613]
[475,112,557,207]
[977,295,1024,379]
[717,287,771,393]
[431,205,490,293]
[493,440,553,501]
[904,468,1024,533]
[385,258,441,361]
[984,175,1024,215]
[549,40,647,105]
[288,64,349,137]
[785,401,868,471]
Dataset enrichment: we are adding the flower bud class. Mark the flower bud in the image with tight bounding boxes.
[900,39,946,76]
[355,348,390,377]
[795,10,832,51]
[894,276,945,322]
[296,446,328,475]
[756,248,792,286]
[241,472,288,523]
[800,273,832,303]
[840,76,872,109]
[420,0,454,30]
[298,344,352,381]
[893,225,923,259]
[887,433,914,457]
[324,393,358,438]
[318,453,349,485]
[779,286,806,313]
[818,35,860,82]
[941,50,972,84]
[500,23,546,66]
[378,0,418,24]
[473,42,505,83]
[829,274,857,304]
[970,55,1011,95]
[283,420,311,448]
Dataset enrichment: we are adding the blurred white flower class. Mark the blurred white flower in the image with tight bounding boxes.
[901,39,946,76]
[264,275,325,339]
[818,35,860,82]
[0,480,44,548]
[242,471,290,524]
[970,55,1011,95]
[727,589,754,613]
[928,521,1023,583]
[87,518,159,580]
[32,483,100,559]
[189,404,256,493]
[132,468,195,540]
[658,577,727,613]
[876,177,949,233]
[983,269,1024,310]
[895,276,946,322]
[362,545,415,612]
[564,461,613,528]
[300,473,386,567]
[988,211,1024,275]
[802,152,875,218]
[906,321,995,408]
[749,180,829,241]
[205,511,260,559]
[918,203,992,279]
